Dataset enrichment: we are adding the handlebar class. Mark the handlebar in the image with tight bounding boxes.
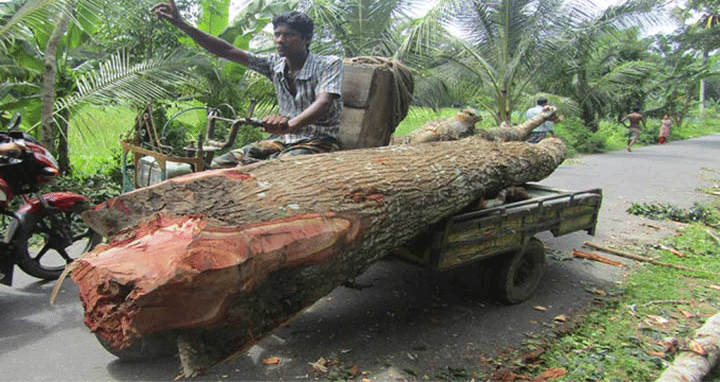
[8,113,21,131]
[238,117,264,128]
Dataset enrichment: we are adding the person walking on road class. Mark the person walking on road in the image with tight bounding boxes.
[658,114,672,144]
[620,107,646,152]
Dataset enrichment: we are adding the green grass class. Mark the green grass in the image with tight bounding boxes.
[502,206,720,381]
[393,107,460,136]
[67,103,219,176]
[68,106,135,174]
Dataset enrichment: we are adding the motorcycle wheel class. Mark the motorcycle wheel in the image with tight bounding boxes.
[17,201,102,280]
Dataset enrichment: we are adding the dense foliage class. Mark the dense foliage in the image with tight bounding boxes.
[0,0,718,175]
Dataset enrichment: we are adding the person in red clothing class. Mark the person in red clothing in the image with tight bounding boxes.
[658,114,672,144]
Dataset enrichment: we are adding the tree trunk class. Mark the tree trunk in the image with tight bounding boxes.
[74,137,567,377]
[655,312,720,382]
[41,1,73,152]
[393,106,557,145]
[699,50,708,115]
[477,106,558,142]
[57,107,71,174]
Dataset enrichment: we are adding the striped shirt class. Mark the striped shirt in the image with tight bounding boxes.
[247,52,343,144]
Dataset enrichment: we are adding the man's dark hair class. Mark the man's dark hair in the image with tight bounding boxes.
[633,106,640,112]
[536,97,548,106]
[273,11,314,41]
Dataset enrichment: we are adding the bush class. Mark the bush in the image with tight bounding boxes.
[553,117,608,155]
[626,202,720,225]
[49,171,122,206]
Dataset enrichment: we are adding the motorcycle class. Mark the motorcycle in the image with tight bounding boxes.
[0,114,101,286]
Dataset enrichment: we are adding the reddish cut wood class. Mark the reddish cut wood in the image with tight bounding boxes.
[74,137,567,376]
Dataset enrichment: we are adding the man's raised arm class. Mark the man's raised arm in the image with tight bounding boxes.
[151,0,250,66]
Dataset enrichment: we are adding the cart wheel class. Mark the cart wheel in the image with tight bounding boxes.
[494,237,546,304]
[96,333,177,361]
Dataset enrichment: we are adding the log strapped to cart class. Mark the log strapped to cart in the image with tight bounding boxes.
[70,57,599,377]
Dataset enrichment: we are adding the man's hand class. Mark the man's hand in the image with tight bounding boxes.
[0,142,24,157]
[262,115,291,135]
[151,0,183,27]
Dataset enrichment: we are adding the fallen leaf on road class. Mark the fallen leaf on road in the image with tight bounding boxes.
[589,288,607,296]
[554,315,567,323]
[677,307,695,318]
[662,337,679,353]
[534,306,548,312]
[646,350,666,358]
[309,357,328,373]
[646,315,669,327]
[689,342,708,355]
[535,367,567,380]
[263,357,281,365]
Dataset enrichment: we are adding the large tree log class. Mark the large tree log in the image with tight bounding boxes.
[74,137,567,377]
[655,312,720,382]
[476,106,558,142]
[390,106,557,145]
[390,107,482,144]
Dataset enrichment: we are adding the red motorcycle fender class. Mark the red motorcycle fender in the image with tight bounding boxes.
[9,193,92,249]
[16,192,91,215]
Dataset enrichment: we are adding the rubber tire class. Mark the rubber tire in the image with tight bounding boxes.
[96,333,178,361]
[17,202,102,280]
[494,237,546,304]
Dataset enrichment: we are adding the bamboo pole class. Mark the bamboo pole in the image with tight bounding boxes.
[583,242,700,272]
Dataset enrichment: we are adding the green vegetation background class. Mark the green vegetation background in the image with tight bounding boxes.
[68,103,720,180]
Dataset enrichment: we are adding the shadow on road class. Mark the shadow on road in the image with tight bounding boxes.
[0,277,80,357]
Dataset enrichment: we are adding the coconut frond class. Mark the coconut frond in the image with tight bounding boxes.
[0,0,103,53]
[49,49,208,128]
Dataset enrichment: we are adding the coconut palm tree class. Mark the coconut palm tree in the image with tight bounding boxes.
[680,0,719,112]
[544,27,658,130]
[396,0,669,126]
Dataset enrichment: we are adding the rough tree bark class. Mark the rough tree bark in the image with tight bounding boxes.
[74,136,566,377]
[392,106,557,145]
[476,106,558,142]
[655,312,720,382]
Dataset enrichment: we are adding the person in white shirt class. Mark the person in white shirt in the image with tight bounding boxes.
[525,97,555,143]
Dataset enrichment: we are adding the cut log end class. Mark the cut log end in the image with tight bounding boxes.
[73,212,368,350]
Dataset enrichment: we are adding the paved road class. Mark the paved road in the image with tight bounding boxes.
[2,134,720,381]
